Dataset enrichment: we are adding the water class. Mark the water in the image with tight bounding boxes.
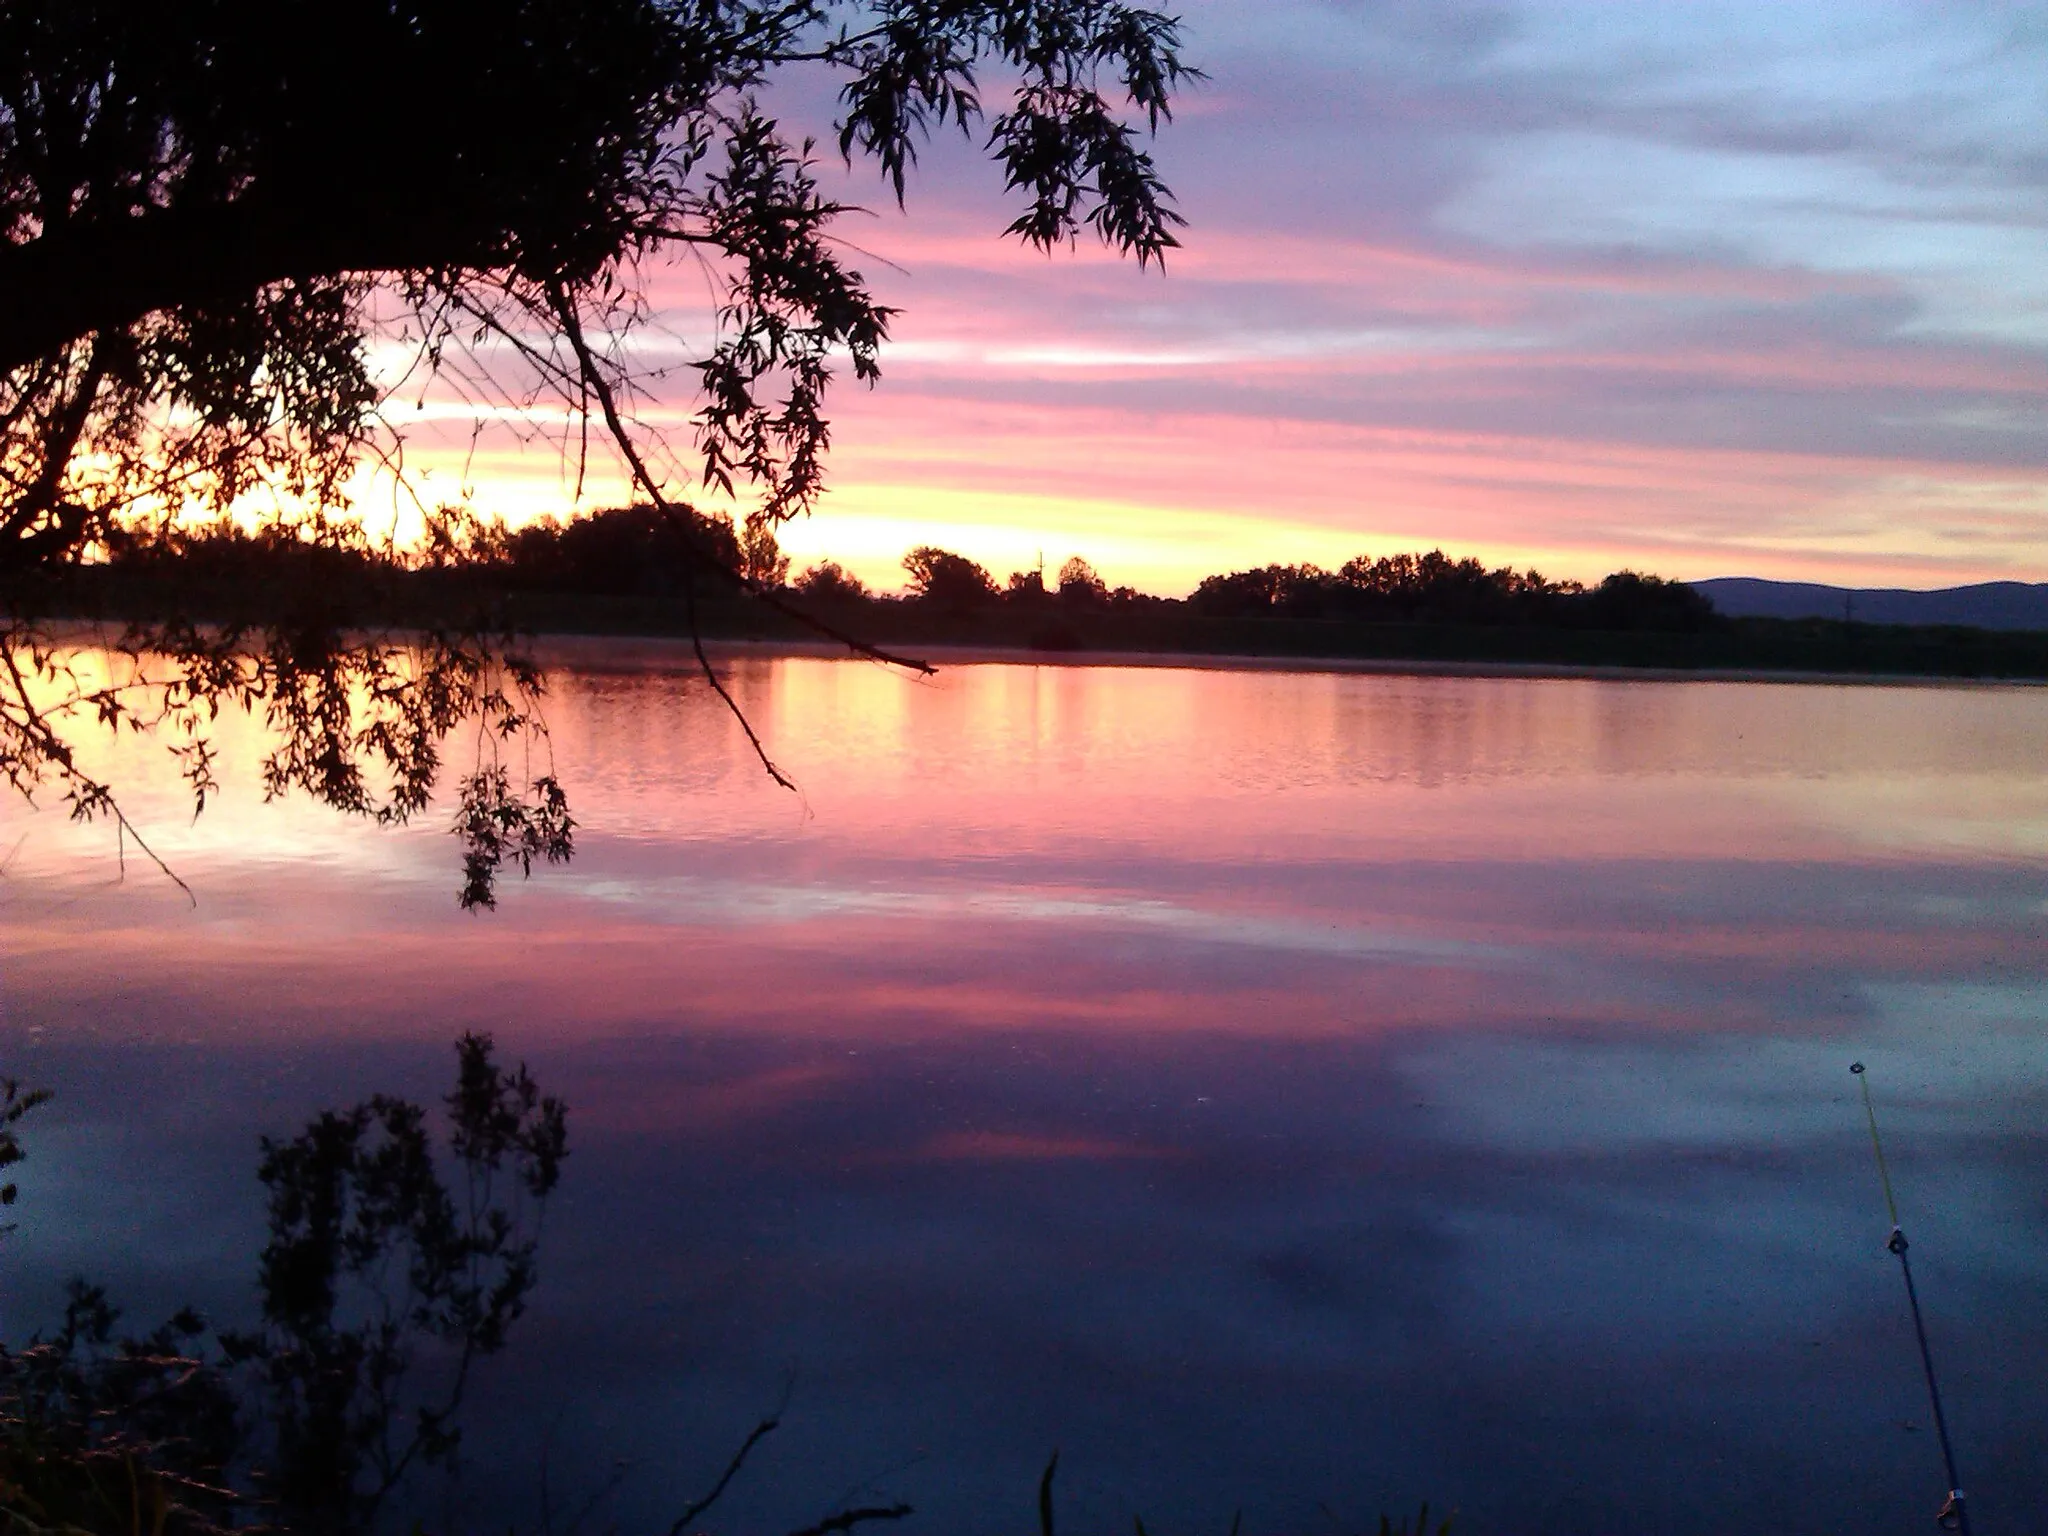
[5,649,2047,1533]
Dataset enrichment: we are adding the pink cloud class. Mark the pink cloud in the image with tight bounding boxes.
[367,8,2048,591]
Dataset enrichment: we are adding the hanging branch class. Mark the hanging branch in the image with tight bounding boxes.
[1,0,1197,901]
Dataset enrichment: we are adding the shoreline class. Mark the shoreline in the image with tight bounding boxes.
[31,615,2045,688]
[531,632,2048,688]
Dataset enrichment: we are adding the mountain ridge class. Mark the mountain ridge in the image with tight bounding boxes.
[1690,577,2048,631]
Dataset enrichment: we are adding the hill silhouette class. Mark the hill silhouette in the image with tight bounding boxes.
[1694,577,2048,631]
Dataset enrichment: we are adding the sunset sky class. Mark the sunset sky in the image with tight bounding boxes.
[392,1,2048,596]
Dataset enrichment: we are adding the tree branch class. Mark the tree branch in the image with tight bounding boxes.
[786,1504,915,1536]
[0,192,495,376]
[666,1415,781,1536]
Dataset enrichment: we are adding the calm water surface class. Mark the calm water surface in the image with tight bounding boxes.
[4,651,2047,1533]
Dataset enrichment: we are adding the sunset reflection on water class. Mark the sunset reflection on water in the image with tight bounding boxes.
[5,651,2047,1533]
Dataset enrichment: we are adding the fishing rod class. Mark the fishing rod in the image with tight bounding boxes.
[1849,1061,1970,1534]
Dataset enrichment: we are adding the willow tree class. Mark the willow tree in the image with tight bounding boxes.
[0,0,1195,903]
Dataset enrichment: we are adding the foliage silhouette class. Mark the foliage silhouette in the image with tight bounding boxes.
[0,1280,243,1535]
[0,1076,50,1224]
[1056,557,1110,607]
[793,561,872,603]
[2,1051,1460,1536]
[902,545,1000,609]
[0,0,1198,903]
[1191,551,1718,632]
[0,1034,567,1534]
[76,525,1735,639]
[219,1033,568,1531]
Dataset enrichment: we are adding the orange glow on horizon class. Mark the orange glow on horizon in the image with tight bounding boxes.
[324,212,2048,596]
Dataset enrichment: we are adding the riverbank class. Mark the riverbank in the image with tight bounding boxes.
[30,565,2048,682]
[474,591,2048,680]
[534,632,2048,688]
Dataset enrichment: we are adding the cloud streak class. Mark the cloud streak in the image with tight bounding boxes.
[393,1,2048,591]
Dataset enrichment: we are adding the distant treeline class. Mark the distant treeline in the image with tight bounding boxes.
[69,507,1716,633]
[40,508,2048,679]
[89,504,778,603]
[821,545,1721,633]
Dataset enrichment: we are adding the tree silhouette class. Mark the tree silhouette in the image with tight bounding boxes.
[0,0,1198,903]
[794,560,872,602]
[0,1035,568,1535]
[1056,556,1108,607]
[902,545,999,609]
[1190,550,1723,632]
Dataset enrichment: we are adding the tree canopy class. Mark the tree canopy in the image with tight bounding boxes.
[1188,552,1720,630]
[902,544,1000,608]
[0,0,1197,902]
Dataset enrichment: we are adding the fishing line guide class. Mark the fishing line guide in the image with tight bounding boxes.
[1848,1060,1970,1535]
